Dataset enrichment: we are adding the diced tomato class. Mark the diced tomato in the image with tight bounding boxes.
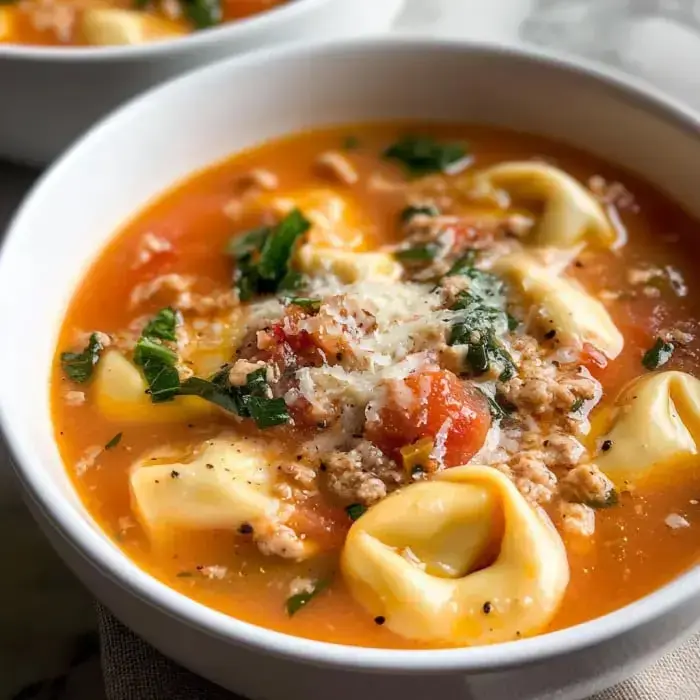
[286,496,350,551]
[366,368,491,468]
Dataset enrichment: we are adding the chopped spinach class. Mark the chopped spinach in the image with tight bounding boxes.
[395,242,442,262]
[105,432,123,450]
[229,210,310,301]
[345,503,367,521]
[642,338,674,370]
[182,0,221,28]
[61,333,104,384]
[284,296,322,312]
[446,265,515,380]
[476,388,506,421]
[384,135,468,176]
[134,313,181,403]
[141,307,180,342]
[286,579,329,616]
[445,250,478,277]
[570,397,585,413]
[399,204,440,223]
[179,367,289,429]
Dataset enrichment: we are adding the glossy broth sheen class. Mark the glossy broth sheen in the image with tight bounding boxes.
[53,124,700,648]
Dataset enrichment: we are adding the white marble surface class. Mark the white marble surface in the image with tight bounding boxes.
[5,0,700,697]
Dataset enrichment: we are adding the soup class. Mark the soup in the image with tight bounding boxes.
[0,0,287,46]
[52,124,700,649]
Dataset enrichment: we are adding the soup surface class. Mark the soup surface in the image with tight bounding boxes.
[53,124,700,649]
[0,0,287,46]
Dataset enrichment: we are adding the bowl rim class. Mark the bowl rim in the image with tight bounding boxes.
[4,36,700,674]
[0,0,330,62]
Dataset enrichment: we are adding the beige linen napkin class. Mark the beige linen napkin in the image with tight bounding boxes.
[96,604,700,700]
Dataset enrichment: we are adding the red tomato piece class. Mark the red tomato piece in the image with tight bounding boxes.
[366,368,491,468]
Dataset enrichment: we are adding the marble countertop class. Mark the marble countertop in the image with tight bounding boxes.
[5,1,700,697]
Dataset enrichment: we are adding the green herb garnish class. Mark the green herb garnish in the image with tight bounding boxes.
[384,135,468,176]
[179,367,289,429]
[345,503,367,521]
[134,312,181,403]
[399,204,440,223]
[284,296,322,312]
[229,210,310,301]
[395,243,441,262]
[570,397,585,413]
[182,0,221,29]
[141,307,180,342]
[476,388,506,421]
[61,333,104,383]
[446,265,515,380]
[286,579,329,616]
[642,338,674,370]
[105,432,123,450]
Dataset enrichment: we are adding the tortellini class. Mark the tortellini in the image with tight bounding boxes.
[94,351,214,423]
[341,465,569,645]
[595,371,700,487]
[495,252,623,359]
[296,244,402,284]
[475,162,615,249]
[259,188,374,251]
[80,9,186,46]
[131,437,281,537]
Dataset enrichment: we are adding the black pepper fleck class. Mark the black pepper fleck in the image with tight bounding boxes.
[601,439,613,452]
[544,329,557,340]
[238,523,254,535]
[170,470,180,479]
[374,616,386,625]
[482,601,492,615]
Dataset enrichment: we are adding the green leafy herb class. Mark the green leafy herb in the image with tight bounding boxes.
[384,135,468,176]
[446,266,515,379]
[345,503,367,521]
[105,432,123,450]
[570,397,585,413]
[284,296,321,312]
[585,488,619,509]
[229,210,310,301]
[179,367,289,429]
[343,135,360,150]
[476,388,506,421]
[445,250,478,277]
[182,0,222,29]
[399,204,440,223]
[134,315,181,404]
[507,313,519,332]
[141,307,180,342]
[642,338,674,370]
[247,396,289,428]
[286,579,329,616]
[395,243,441,262]
[61,333,104,384]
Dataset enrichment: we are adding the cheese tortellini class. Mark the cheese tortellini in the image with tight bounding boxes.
[595,371,700,487]
[341,465,569,645]
[80,9,185,45]
[296,244,402,284]
[131,437,281,536]
[475,162,615,249]
[496,252,623,359]
[94,351,214,423]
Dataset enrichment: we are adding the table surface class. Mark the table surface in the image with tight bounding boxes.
[5,1,700,697]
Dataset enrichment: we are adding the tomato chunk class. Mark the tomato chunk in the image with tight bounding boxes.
[366,368,491,468]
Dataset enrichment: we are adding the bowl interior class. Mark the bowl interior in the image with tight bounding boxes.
[2,39,700,671]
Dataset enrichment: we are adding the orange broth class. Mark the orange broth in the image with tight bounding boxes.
[52,124,700,648]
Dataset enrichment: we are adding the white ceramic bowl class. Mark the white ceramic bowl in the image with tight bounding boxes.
[0,0,402,166]
[2,38,700,700]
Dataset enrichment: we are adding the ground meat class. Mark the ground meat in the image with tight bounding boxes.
[558,464,615,506]
[500,336,600,431]
[133,232,172,269]
[322,440,404,506]
[520,431,585,470]
[316,151,359,185]
[228,359,267,386]
[130,274,238,314]
[557,501,596,538]
[64,390,86,407]
[440,275,471,307]
[494,451,558,505]
[279,461,317,488]
[254,521,308,560]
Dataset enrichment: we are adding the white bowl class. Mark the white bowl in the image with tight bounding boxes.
[2,38,700,700]
[0,0,403,166]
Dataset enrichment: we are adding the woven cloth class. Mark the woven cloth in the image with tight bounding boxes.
[97,603,700,700]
